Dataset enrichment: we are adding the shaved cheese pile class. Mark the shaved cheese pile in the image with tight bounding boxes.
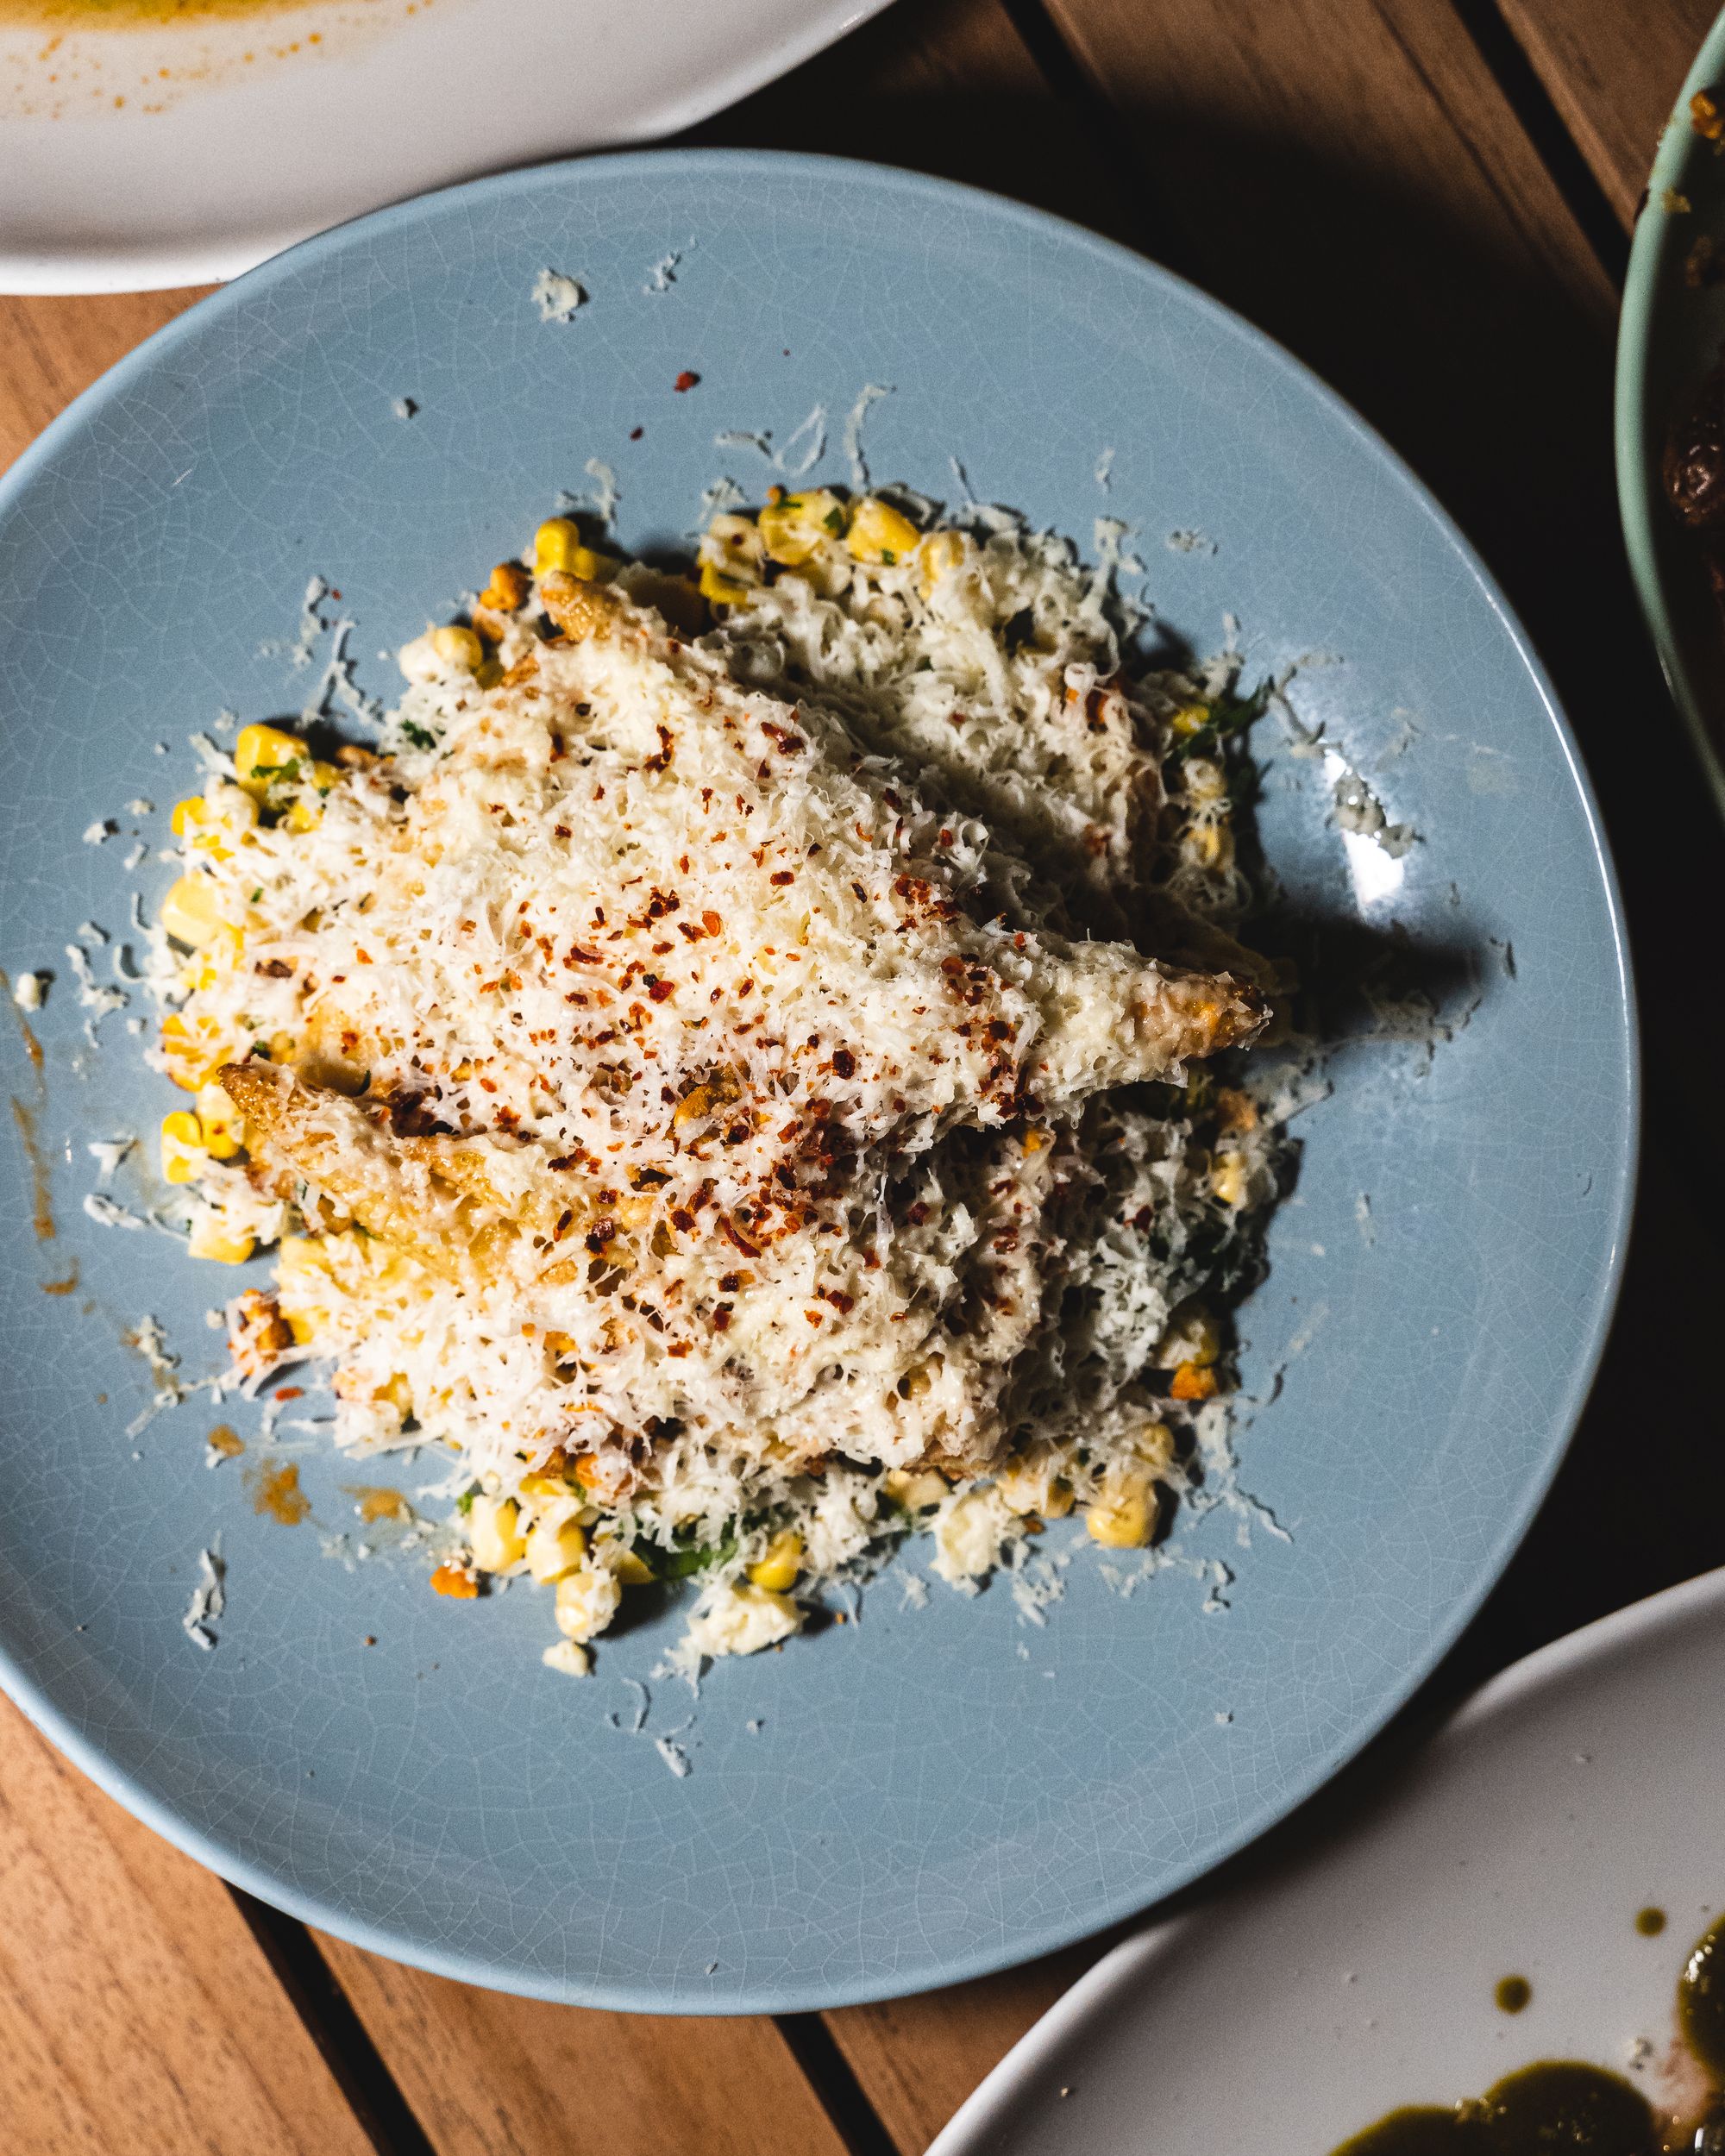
[148,492,1286,1675]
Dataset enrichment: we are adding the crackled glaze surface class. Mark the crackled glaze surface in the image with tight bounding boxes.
[0,153,1635,2011]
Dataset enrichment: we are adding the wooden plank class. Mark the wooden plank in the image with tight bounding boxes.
[692,0,1134,241]
[316,1934,851,2156]
[0,1691,373,2156]
[0,288,210,479]
[1496,0,1714,225]
[825,1946,1092,2155]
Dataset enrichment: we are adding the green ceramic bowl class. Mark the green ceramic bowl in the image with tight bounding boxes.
[1618,4,1725,813]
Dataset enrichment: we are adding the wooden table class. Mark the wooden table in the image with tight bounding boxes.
[4,2,1724,2148]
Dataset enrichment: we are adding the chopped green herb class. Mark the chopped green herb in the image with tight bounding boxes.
[402,721,437,751]
[880,549,896,566]
[455,1489,476,1515]
[824,508,845,535]
[250,887,264,901]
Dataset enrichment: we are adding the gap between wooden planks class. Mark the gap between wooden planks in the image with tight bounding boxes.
[1,0,1722,2150]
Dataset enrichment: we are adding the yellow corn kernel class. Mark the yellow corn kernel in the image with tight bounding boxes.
[1085,1470,1157,1548]
[995,1455,1074,1520]
[747,1527,803,1593]
[1182,820,1233,874]
[519,1468,574,1500]
[159,1111,206,1185]
[554,1562,622,1642]
[173,785,259,860]
[160,1012,233,1091]
[846,497,921,566]
[160,874,228,950]
[525,1515,587,1584]
[468,1494,527,1575]
[1131,1420,1176,1477]
[285,1313,317,1345]
[699,559,751,606]
[1211,1152,1249,1207]
[882,1467,949,1513]
[1020,1126,1051,1155]
[534,517,583,574]
[431,624,486,673]
[234,724,307,800]
[186,1213,255,1265]
[179,920,245,996]
[479,560,530,612]
[758,489,844,567]
[916,527,970,598]
[611,1546,656,1586]
[285,798,321,833]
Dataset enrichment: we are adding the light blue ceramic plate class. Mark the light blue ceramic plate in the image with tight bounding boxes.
[0,152,1634,2012]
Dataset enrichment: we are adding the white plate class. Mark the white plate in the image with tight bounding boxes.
[0,0,891,294]
[932,1569,1725,2153]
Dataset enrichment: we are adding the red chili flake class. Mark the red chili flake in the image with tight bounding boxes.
[831,1048,856,1079]
[770,870,794,887]
[674,370,700,392]
[275,1385,304,1401]
[630,425,644,440]
[670,1209,695,1232]
[648,980,674,1002]
[584,1219,618,1253]
[712,1304,732,1332]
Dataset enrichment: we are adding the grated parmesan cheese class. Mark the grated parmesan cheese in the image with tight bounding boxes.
[146,494,1289,1672]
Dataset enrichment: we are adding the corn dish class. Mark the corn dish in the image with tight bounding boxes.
[147,492,1285,1675]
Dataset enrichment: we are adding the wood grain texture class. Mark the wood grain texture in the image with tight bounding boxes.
[0,288,210,479]
[825,1946,1091,2155]
[316,1933,850,2156]
[1498,0,1715,223]
[693,0,1135,241]
[0,1692,373,2156]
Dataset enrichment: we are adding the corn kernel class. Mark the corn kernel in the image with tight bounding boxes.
[431,624,486,673]
[1182,820,1233,872]
[882,1467,948,1512]
[159,1110,206,1185]
[431,1561,480,1600]
[234,724,307,800]
[160,874,227,950]
[1211,1153,1249,1207]
[285,798,321,833]
[160,1012,235,1092]
[1131,1420,1176,1477]
[534,517,582,574]
[526,1515,587,1583]
[467,1494,527,1575]
[1085,1470,1156,1548]
[747,1527,803,1593]
[186,1213,255,1265]
[606,1544,656,1587]
[759,489,846,567]
[699,559,751,606]
[542,1639,591,1677]
[846,496,921,565]
[916,527,970,598]
[703,511,766,580]
[180,920,245,993]
[554,1563,622,1642]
